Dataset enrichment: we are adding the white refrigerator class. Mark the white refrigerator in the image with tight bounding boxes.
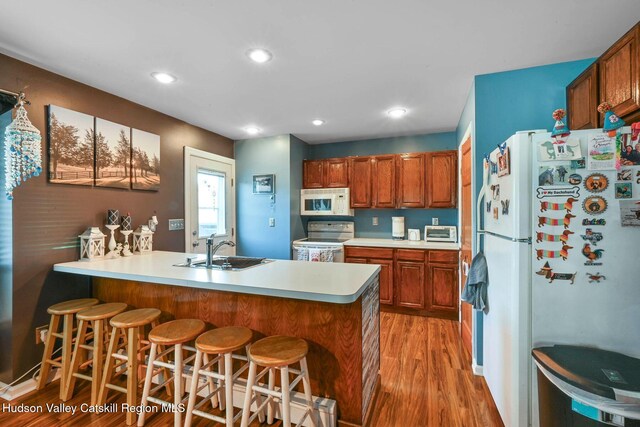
[481,128,640,427]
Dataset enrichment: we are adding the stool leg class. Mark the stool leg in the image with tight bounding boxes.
[240,361,257,427]
[184,349,203,427]
[280,366,291,427]
[224,352,233,426]
[174,343,183,427]
[267,367,275,424]
[202,353,218,408]
[63,318,88,401]
[157,344,173,397]
[98,326,121,405]
[37,314,60,390]
[138,342,157,427]
[59,313,74,400]
[218,352,226,411]
[300,357,317,427]
[91,319,105,406]
[126,326,139,426]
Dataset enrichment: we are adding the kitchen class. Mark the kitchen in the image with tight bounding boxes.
[1,2,640,427]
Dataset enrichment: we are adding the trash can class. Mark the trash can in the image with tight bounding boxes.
[532,345,640,427]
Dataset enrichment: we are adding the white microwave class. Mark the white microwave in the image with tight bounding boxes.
[424,225,457,242]
[300,188,354,216]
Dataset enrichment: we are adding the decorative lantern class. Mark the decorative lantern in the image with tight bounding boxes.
[133,225,153,254]
[79,227,106,261]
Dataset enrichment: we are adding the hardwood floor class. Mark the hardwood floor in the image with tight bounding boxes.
[0,312,503,426]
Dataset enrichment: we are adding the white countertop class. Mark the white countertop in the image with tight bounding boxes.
[344,238,460,250]
[53,251,380,304]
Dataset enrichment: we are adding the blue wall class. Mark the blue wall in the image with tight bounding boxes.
[306,132,459,237]
[235,134,307,259]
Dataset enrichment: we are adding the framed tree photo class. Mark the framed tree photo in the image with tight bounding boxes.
[131,129,160,191]
[95,118,131,189]
[48,105,95,186]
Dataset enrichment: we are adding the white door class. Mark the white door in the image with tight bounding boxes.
[184,147,235,256]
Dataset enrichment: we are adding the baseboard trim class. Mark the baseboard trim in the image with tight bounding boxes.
[472,361,484,376]
[0,368,61,401]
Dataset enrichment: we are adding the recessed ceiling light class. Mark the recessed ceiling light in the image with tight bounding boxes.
[246,48,273,63]
[245,126,261,135]
[312,119,325,126]
[151,72,177,84]
[387,108,407,118]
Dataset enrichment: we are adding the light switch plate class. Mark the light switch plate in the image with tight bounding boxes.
[269,218,275,227]
[432,218,439,226]
[169,219,185,231]
[372,217,379,226]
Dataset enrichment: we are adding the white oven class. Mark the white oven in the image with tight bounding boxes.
[300,188,354,217]
[292,221,355,263]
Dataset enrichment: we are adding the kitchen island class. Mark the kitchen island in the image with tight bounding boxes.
[53,251,380,427]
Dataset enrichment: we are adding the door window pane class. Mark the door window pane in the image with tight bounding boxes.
[198,169,226,238]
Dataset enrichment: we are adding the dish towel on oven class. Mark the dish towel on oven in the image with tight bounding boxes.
[460,251,488,312]
[308,248,334,262]
[296,247,309,261]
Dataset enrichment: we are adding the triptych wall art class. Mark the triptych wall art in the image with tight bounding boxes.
[47,105,160,191]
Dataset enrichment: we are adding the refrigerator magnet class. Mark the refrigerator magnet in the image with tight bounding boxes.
[536,186,580,199]
[568,174,582,185]
[570,157,586,169]
[617,169,632,181]
[497,147,510,177]
[537,213,576,229]
[486,201,491,213]
[582,243,604,266]
[583,196,608,215]
[619,200,640,227]
[587,272,606,283]
[493,207,499,219]
[536,244,573,261]
[539,197,579,213]
[490,184,500,200]
[536,230,574,244]
[501,200,510,215]
[539,139,582,162]
[615,182,632,199]
[536,262,576,284]
[582,218,607,226]
[580,228,603,246]
[584,173,609,193]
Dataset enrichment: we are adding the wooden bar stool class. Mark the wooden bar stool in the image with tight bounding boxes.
[138,319,206,427]
[37,298,99,399]
[184,326,253,427]
[97,308,163,426]
[240,335,317,427]
[63,302,127,404]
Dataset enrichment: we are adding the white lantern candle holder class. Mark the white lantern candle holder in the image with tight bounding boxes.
[133,225,153,254]
[105,224,120,259]
[79,227,106,261]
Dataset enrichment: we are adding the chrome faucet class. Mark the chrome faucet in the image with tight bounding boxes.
[205,234,236,267]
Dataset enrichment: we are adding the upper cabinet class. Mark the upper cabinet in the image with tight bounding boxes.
[303,158,348,189]
[396,153,425,208]
[303,160,324,188]
[349,157,372,208]
[567,23,640,128]
[371,155,396,208]
[567,63,599,130]
[426,151,457,208]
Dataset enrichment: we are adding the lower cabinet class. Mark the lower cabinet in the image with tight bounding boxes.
[345,246,458,318]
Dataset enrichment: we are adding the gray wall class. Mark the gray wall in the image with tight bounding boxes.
[0,111,13,382]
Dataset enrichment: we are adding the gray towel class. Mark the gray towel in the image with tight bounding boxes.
[461,251,488,313]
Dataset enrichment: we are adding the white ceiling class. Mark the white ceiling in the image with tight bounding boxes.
[1,1,639,144]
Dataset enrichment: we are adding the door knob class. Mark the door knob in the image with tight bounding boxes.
[192,241,200,248]
[192,230,197,236]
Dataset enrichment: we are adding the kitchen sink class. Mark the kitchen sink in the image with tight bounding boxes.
[174,256,272,271]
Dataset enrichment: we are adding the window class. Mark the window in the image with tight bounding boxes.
[197,169,226,238]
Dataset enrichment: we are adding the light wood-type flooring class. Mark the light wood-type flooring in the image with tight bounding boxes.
[0,312,503,426]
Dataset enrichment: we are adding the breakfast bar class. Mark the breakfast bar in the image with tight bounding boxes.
[53,251,381,427]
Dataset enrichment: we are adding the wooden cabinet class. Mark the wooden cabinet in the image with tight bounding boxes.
[567,63,599,130]
[371,155,396,208]
[397,153,425,208]
[371,258,394,306]
[426,151,457,208]
[395,249,426,309]
[598,25,640,124]
[303,160,324,189]
[324,158,349,188]
[427,263,459,313]
[349,157,372,208]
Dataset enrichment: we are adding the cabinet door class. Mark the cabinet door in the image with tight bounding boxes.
[346,257,367,264]
[395,260,425,309]
[372,155,396,208]
[426,151,457,208]
[324,158,349,188]
[370,258,393,306]
[303,160,324,189]
[427,263,459,313]
[567,63,599,130]
[349,157,372,208]
[397,153,425,208]
[599,25,640,123]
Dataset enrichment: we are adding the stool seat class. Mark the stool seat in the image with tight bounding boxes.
[47,298,99,315]
[196,326,252,354]
[76,302,127,321]
[249,336,308,367]
[149,319,205,345]
[111,308,161,328]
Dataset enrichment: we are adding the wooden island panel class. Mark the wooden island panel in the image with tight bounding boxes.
[92,276,380,427]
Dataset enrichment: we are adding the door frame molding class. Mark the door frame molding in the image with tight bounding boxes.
[458,122,482,375]
[183,146,235,253]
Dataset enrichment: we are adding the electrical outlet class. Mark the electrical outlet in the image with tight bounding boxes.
[35,325,48,345]
[432,218,439,226]
[372,217,379,226]
[168,219,185,231]
[269,218,275,227]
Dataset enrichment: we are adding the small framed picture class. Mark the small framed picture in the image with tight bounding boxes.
[497,147,511,177]
[253,174,275,194]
